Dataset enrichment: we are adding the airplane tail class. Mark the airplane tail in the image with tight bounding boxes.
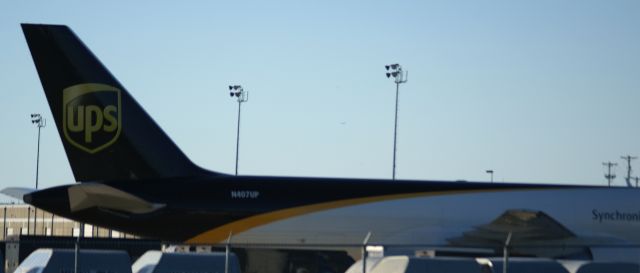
[21,24,218,182]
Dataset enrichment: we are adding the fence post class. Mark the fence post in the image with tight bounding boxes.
[362,232,372,273]
[503,232,512,273]
[225,232,233,273]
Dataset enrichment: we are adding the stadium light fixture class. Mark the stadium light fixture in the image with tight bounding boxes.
[228,85,248,176]
[384,63,408,181]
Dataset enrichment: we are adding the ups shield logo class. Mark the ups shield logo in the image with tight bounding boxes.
[63,83,122,154]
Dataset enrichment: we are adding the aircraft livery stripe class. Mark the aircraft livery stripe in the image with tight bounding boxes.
[185,187,553,244]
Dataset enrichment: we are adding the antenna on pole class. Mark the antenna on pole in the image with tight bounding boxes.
[602,162,617,187]
[621,155,637,188]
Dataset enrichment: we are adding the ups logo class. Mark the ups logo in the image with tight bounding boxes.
[62,83,122,154]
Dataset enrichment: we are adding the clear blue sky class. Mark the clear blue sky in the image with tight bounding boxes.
[1,1,639,195]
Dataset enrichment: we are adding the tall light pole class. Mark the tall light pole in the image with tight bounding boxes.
[385,64,407,180]
[229,85,248,176]
[486,170,494,183]
[31,113,45,234]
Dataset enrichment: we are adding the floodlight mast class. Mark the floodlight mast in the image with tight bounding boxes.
[229,85,248,176]
[385,64,408,180]
[30,113,46,235]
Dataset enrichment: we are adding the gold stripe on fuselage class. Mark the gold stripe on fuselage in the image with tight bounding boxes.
[186,187,555,244]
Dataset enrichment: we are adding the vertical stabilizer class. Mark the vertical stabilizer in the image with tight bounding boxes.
[21,24,217,181]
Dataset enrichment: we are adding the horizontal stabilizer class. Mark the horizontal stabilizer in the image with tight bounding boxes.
[1,187,37,201]
[68,183,164,214]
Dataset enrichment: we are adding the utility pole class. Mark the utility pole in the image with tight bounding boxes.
[602,162,617,187]
[228,85,248,176]
[384,63,408,180]
[621,155,637,187]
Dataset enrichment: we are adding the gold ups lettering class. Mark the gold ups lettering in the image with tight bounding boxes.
[63,83,122,154]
